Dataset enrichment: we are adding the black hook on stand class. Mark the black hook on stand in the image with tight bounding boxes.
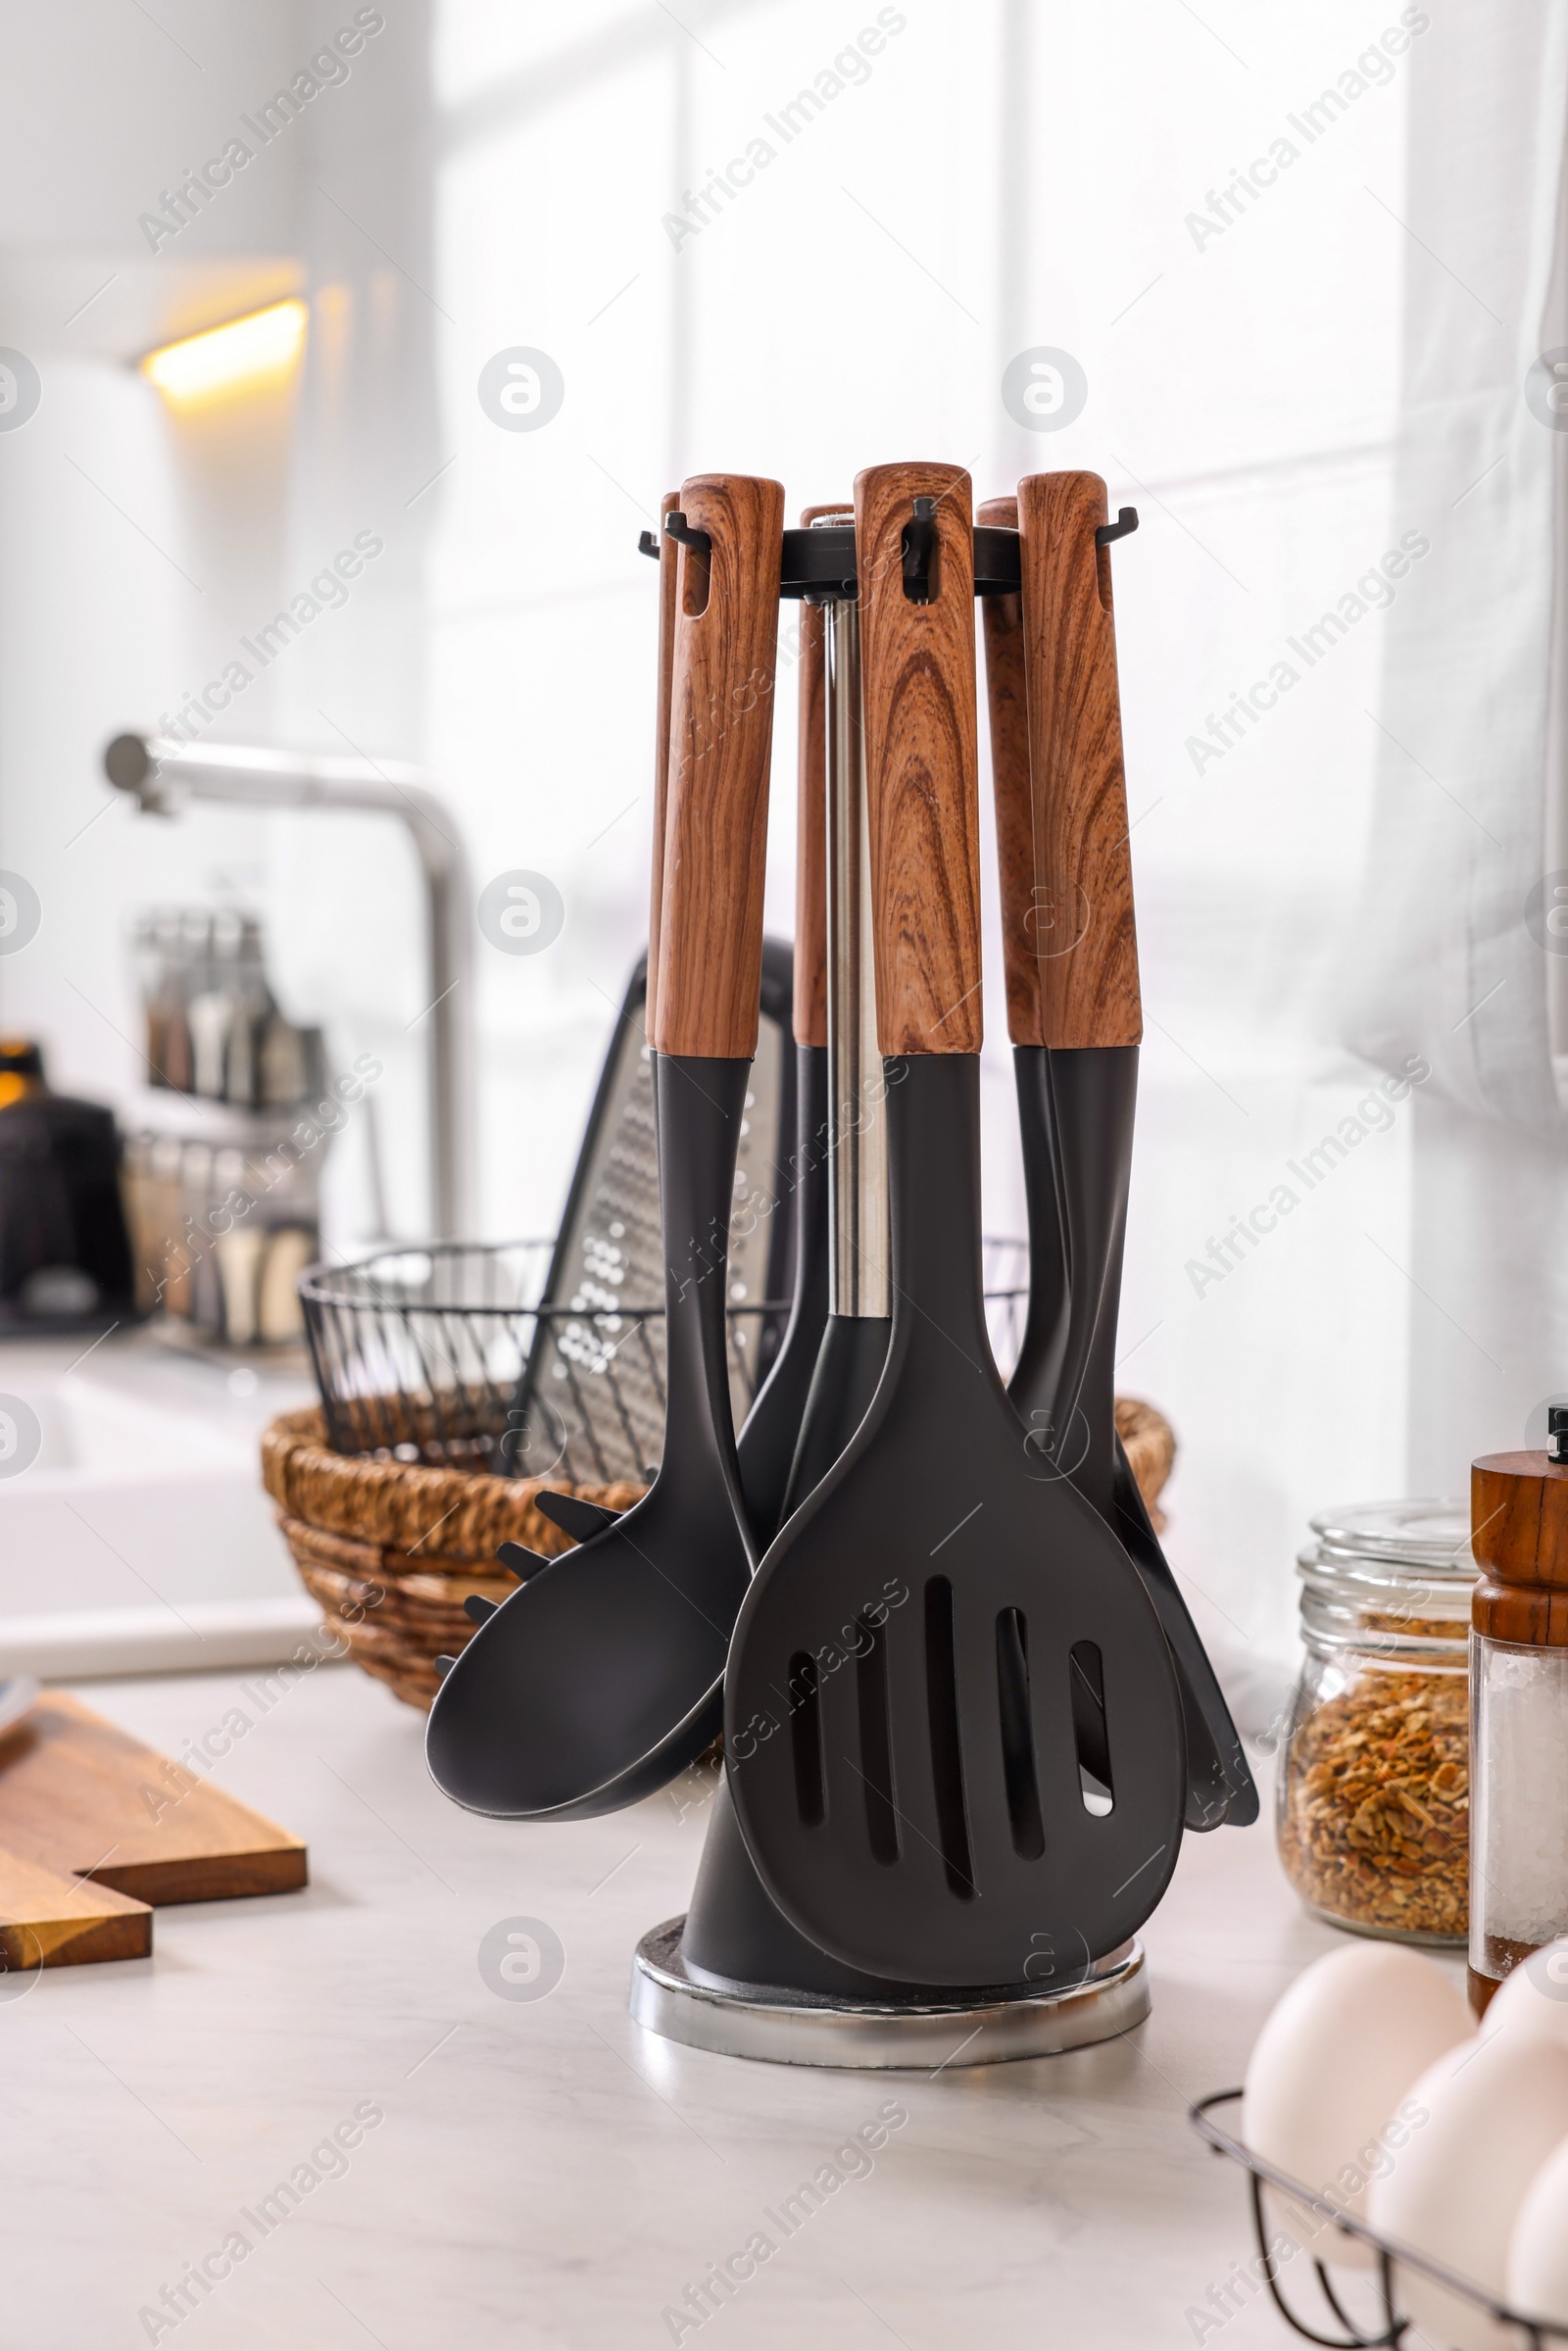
[902,494,939,603]
[663,510,712,558]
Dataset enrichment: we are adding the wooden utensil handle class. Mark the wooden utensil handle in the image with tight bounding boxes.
[977,493,1042,1049]
[793,504,846,1049]
[1017,471,1141,1049]
[655,473,785,1058]
[855,463,982,1056]
[646,489,679,1037]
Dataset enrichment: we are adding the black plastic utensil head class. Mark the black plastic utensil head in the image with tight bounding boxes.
[425,1506,736,1818]
[779,1308,891,1527]
[426,1053,756,1821]
[726,1055,1187,1987]
[734,1043,831,1549]
[1015,1042,1258,1833]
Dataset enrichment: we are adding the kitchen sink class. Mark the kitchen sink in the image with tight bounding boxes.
[0,1336,333,1680]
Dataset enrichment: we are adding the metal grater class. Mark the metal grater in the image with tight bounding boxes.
[504,944,794,1483]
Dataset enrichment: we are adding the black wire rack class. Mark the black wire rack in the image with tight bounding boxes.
[300,1239,1033,1487]
[1190,2089,1568,2349]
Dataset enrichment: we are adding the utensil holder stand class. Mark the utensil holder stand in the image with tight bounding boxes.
[629,1774,1149,2068]
[628,488,1153,2064]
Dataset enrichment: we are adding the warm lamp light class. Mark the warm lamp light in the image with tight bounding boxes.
[140,299,307,404]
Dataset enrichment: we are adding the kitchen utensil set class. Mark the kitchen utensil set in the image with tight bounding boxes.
[429,461,1251,2006]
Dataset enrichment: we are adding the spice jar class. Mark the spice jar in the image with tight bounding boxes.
[1278,1500,1474,1944]
[1468,1443,1568,2014]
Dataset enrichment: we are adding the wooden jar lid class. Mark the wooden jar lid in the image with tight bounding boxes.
[1471,1452,1568,1645]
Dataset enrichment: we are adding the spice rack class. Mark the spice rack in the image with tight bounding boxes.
[120,906,339,1349]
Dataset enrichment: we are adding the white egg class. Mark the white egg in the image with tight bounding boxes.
[1243,1943,1471,2269]
[1481,1937,1568,2053]
[1367,2033,1568,2351]
[1507,2131,1568,2331]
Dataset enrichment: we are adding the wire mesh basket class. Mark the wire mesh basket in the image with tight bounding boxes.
[300,1239,1033,1487]
[1190,2088,1568,2348]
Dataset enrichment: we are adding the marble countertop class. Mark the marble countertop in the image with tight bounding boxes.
[5,1662,1415,2349]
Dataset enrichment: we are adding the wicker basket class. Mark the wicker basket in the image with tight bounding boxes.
[263,1393,1178,1712]
[1116,1395,1176,1533]
[261,1403,642,1708]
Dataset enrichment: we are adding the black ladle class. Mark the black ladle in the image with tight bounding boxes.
[425,474,786,1819]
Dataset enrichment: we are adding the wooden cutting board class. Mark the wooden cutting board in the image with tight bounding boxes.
[0,1694,307,1962]
[0,1848,151,1971]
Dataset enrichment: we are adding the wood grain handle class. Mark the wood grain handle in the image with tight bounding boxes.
[977,493,1042,1049]
[654,473,785,1058]
[854,463,982,1056]
[1017,471,1141,1049]
[646,489,679,1037]
[792,505,846,1049]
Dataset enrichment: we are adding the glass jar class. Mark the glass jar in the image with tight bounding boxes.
[1278,1500,1475,1945]
[1468,1447,1568,2009]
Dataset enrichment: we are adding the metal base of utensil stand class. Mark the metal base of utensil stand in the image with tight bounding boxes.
[629,1918,1149,2069]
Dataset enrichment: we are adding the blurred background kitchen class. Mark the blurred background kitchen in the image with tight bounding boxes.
[0,0,1556,1708]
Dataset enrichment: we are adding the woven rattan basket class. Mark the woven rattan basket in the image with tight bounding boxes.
[261,1403,642,1709]
[264,1393,1178,1712]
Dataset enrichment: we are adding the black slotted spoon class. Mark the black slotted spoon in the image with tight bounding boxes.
[723,462,1188,1987]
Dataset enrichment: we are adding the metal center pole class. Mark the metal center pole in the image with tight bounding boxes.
[823,592,891,1318]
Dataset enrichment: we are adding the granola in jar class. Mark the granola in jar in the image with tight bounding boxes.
[1277,1502,1475,1946]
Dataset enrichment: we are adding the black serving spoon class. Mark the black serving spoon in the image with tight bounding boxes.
[727,510,836,1550]
[998,470,1255,1831]
[777,512,893,1523]
[425,473,785,1821]
[724,463,1187,1987]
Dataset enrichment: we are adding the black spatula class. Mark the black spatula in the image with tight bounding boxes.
[724,463,1187,1987]
[1001,469,1255,1831]
[426,472,785,1820]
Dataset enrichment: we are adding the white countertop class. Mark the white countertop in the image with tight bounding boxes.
[5,1664,1417,2349]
